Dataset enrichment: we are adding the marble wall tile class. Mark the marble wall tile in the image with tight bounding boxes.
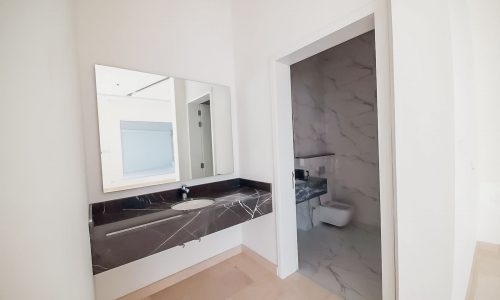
[292,56,328,157]
[297,223,382,299]
[292,31,380,227]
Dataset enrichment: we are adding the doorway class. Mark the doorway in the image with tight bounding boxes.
[270,12,396,300]
[291,30,381,299]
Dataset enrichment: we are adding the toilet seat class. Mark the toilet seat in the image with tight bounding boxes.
[314,201,354,227]
[326,201,351,211]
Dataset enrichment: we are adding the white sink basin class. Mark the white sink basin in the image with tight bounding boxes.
[171,199,215,211]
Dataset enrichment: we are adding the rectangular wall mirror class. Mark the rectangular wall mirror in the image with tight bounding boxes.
[95,65,234,192]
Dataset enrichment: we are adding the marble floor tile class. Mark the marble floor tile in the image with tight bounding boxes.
[297,223,382,300]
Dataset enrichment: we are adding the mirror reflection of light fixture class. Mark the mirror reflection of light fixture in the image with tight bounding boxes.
[127,77,169,97]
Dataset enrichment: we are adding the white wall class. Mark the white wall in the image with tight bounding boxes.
[390,0,456,299]
[445,1,500,297]
[470,0,500,245]
[449,0,478,299]
[231,0,375,265]
[391,0,500,298]
[74,0,242,298]
[0,0,94,299]
[75,0,239,204]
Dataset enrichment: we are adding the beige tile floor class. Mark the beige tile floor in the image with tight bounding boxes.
[142,241,500,300]
[467,243,500,300]
[146,253,342,300]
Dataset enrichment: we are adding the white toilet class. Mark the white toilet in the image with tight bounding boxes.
[314,201,354,227]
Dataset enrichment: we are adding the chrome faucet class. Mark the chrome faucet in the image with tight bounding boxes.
[180,184,190,200]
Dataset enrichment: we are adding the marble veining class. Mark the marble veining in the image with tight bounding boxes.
[295,177,328,204]
[295,176,327,231]
[291,30,380,227]
[90,180,272,274]
[298,223,382,300]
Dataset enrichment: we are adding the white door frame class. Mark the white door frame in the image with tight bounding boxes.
[270,3,397,299]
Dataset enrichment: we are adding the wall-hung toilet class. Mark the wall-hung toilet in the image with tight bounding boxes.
[314,201,354,227]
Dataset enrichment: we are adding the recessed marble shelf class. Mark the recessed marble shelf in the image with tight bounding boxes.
[89,178,272,275]
[294,153,335,159]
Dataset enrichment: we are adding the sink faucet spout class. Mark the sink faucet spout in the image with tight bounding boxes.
[180,184,190,200]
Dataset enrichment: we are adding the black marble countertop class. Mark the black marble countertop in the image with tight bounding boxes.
[89,179,272,274]
[295,176,327,204]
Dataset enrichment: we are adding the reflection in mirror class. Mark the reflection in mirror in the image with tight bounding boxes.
[95,65,234,192]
